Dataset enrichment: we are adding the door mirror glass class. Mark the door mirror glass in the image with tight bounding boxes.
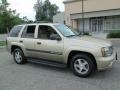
[50,34,61,41]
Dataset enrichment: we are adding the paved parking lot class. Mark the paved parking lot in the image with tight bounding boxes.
[0,47,120,90]
[0,34,120,90]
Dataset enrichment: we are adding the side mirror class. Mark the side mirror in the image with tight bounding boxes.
[50,34,61,41]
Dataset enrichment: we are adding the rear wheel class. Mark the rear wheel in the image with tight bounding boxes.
[71,54,95,77]
[13,48,27,64]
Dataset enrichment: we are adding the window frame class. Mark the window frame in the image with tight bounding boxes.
[21,25,36,39]
[37,25,62,40]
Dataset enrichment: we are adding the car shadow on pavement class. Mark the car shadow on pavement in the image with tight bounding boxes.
[27,61,70,73]
[26,60,118,79]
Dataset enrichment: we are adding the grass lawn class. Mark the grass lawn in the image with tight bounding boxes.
[0,41,6,47]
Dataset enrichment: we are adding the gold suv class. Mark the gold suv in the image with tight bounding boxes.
[6,23,117,77]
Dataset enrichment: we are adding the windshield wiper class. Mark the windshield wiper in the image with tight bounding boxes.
[66,35,76,37]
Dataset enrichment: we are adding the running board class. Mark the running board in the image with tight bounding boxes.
[27,58,67,68]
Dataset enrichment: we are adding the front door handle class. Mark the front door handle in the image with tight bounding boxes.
[37,42,41,45]
[19,40,23,43]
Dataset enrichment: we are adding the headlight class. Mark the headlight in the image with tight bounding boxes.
[101,46,113,57]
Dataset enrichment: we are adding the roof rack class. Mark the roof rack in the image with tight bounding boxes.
[34,21,51,23]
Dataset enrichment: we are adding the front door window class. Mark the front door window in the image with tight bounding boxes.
[38,25,58,39]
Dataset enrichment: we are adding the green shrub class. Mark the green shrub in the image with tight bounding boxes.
[0,41,6,46]
[84,32,90,36]
[107,31,120,38]
[78,32,91,36]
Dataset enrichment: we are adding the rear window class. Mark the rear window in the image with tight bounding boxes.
[9,26,23,37]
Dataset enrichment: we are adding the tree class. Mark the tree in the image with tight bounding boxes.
[34,0,60,22]
[0,0,9,13]
[0,0,26,34]
[22,16,33,23]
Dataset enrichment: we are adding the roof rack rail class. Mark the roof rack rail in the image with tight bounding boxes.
[34,21,51,23]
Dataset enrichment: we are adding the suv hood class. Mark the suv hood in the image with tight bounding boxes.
[66,36,112,48]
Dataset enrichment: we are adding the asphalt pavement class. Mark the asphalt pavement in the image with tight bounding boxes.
[0,47,120,90]
[0,34,120,90]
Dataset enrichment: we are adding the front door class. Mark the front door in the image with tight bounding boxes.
[34,25,64,62]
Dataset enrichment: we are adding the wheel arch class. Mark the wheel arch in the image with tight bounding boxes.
[11,45,23,54]
[67,50,97,69]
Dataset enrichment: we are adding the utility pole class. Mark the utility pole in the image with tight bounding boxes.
[82,0,84,34]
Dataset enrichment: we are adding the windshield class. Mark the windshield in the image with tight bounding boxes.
[54,24,80,37]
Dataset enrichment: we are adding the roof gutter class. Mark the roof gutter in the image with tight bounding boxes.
[63,0,81,4]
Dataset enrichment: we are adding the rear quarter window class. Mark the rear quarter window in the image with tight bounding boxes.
[9,26,23,37]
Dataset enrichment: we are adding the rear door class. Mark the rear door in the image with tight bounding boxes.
[20,25,36,58]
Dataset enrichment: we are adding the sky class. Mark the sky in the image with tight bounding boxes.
[8,0,64,20]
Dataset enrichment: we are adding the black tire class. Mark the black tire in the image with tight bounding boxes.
[13,48,27,64]
[71,53,95,77]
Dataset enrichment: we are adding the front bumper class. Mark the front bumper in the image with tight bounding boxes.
[96,51,117,71]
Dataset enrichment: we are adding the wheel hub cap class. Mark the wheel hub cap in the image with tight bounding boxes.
[74,59,89,75]
[15,51,22,63]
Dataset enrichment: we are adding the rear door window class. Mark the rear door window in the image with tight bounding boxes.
[21,25,36,38]
[9,26,23,37]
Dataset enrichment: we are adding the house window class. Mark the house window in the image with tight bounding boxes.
[112,16,120,30]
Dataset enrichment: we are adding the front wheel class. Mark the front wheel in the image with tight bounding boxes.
[71,54,95,77]
[13,48,27,64]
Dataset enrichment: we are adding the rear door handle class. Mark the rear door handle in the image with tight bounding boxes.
[37,42,41,45]
[19,40,23,43]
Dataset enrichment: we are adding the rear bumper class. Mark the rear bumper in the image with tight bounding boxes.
[96,51,117,71]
